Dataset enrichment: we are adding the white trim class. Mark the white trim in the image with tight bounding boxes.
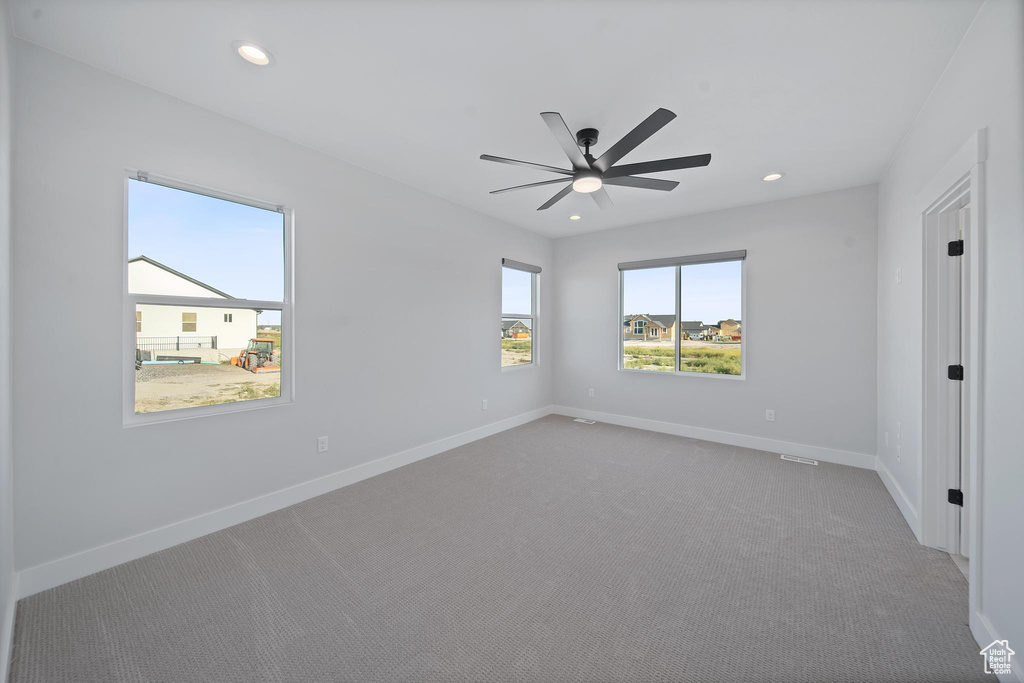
[915,129,986,216]
[16,406,555,599]
[915,130,986,623]
[551,406,875,469]
[0,572,17,683]
[971,610,1024,683]
[875,456,921,541]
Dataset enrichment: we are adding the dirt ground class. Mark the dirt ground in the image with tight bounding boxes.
[501,347,532,366]
[135,363,281,413]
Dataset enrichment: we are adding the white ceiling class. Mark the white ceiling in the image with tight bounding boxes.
[12,0,982,238]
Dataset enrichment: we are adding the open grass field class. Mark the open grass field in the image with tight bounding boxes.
[623,341,742,375]
[501,339,532,366]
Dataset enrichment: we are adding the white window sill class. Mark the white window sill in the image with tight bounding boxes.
[124,393,292,428]
[617,367,746,380]
[501,363,538,373]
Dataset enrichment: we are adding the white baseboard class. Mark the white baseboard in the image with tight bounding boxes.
[551,406,876,470]
[1,572,17,683]
[17,406,555,599]
[972,609,1024,682]
[875,456,921,542]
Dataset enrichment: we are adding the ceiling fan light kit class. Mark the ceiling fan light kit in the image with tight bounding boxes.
[481,108,711,211]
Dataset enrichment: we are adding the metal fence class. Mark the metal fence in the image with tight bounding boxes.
[136,336,218,352]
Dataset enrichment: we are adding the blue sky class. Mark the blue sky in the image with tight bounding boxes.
[128,179,284,324]
[623,261,742,323]
[502,267,533,315]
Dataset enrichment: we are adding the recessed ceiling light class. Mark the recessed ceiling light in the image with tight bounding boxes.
[569,215,581,221]
[762,172,784,182]
[232,41,274,66]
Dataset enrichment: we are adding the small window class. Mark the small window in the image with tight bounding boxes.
[619,251,744,376]
[127,173,290,420]
[501,259,540,368]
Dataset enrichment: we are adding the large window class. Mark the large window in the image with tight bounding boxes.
[620,251,744,376]
[125,172,292,421]
[501,258,539,368]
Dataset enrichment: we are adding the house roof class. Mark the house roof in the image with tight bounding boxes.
[623,314,670,329]
[502,319,529,330]
[717,319,741,326]
[129,255,235,299]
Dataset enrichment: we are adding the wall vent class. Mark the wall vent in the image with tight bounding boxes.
[573,418,597,425]
[780,454,818,466]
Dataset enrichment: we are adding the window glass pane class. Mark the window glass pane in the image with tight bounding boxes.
[135,304,282,414]
[501,267,532,314]
[501,317,532,367]
[622,267,675,372]
[128,179,284,301]
[679,260,742,375]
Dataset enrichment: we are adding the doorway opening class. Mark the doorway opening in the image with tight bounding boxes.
[919,131,985,616]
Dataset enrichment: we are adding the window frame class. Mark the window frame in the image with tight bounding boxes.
[181,311,197,332]
[122,169,295,425]
[618,253,746,380]
[501,260,539,371]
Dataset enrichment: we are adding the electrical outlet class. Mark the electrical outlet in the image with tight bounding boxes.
[895,267,902,284]
[317,436,328,453]
[884,431,889,447]
[481,399,488,410]
[588,388,595,398]
[897,421,901,439]
[765,409,775,422]
[896,444,902,462]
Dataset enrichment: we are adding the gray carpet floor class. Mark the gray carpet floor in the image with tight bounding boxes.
[10,415,984,682]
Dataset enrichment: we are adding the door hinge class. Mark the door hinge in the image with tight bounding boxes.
[948,364,964,381]
[948,488,963,506]
[948,239,964,256]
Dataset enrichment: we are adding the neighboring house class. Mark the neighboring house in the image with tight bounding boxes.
[130,255,258,361]
[502,319,531,338]
[623,314,675,341]
[678,320,720,340]
[718,319,742,338]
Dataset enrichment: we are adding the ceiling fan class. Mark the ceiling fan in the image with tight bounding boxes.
[480,108,711,211]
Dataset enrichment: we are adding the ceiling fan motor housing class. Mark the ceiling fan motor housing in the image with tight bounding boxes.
[575,128,599,150]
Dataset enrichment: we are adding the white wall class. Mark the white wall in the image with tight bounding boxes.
[551,185,878,462]
[11,42,552,583]
[136,304,258,356]
[876,0,1023,659]
[0,0,16,675]
[128,258,235,298]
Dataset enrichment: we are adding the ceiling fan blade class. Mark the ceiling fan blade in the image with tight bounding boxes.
[593,108,677,173]
[537,184,575,211]
[480,154,574,176]
[590,187,614,210]
[490,178,572,195]
[603,176,679,191]
[603,153,711,179]
[540,112,589,169]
